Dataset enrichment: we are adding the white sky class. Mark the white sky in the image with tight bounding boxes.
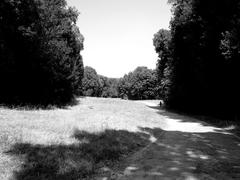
[67,0,172,78]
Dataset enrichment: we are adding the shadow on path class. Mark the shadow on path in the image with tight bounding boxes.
[118,104,240,179]
[120,127,240,180]
[5,129,150,180]
[4,104,240,180]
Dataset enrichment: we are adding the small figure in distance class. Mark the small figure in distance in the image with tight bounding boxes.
[159,100,163,107]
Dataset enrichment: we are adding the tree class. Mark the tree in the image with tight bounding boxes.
[153,29,172,100]
[0,0,84,105]
[154,0,240,120]
[118,67,159,100]
[82,66,102,97]
[99,76,119,98]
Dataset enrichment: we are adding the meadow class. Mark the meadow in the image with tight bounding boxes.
[1,97,240,180]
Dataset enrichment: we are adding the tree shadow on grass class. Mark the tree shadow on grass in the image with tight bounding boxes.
[5,129,151,180]
[139,104,240,179]
[5,124,240,179]
[124,127,240,179]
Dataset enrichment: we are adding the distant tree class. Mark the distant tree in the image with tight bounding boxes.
[99,76,119,98]
[99,76,110,97]
[0,0,84,105]
[118,74,131,99]
[118,67,158,100]
[107,78,120,98]
[82,66,102,97]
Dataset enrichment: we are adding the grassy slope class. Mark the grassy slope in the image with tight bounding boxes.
[0,97,161,179]
[1,97,240,180]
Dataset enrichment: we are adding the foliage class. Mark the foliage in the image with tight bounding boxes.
[0,0,84,105]
[82,66,120,98]
[82,66,102,97]
[154,0,240,120]
[118,67,159,100]
[153,29,172,100]
[82,66,159,100]
[99,75,119,98]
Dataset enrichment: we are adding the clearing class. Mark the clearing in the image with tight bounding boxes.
[0,97,240,179]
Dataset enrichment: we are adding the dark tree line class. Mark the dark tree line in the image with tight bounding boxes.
[82,66,159,100]
[82,66,102,97]
[82,66,119,98]
[0,0,84,106]
[154,0,240,120]
[118,67,159,100]
[99,75,119,98]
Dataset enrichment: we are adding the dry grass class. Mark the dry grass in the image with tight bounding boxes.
[5,129,150,180]
[0,97,162,179]
[1,97,240,180]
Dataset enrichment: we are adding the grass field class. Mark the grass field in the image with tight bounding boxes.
[0,97,161,179]
[1,97,240,180]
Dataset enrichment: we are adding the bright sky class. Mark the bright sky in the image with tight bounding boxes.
[67,0,172,78]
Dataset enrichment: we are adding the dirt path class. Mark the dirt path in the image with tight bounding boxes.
[119,128,240,180]
[119,101,240,180]
[0,97,240,179]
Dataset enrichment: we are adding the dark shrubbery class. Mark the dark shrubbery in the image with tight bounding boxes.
[154,0,240,120]
[0,0,84,106]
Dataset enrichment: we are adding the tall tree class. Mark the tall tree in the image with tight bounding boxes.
[82,66,102,97]
[154,0,240,119]
[0,0,84,105]
[153,29,172,100]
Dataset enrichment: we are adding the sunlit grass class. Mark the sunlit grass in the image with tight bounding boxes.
[1,97,239,179]
[0,97,159,179]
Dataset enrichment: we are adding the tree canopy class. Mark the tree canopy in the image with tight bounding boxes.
[82,66,119,98]
[0,0,84,106]
[118,67,159,100]
[82,66,102,97]
[154,0,240,120]
[99,75,119,98]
